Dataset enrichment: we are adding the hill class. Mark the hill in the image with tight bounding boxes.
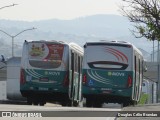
[0,14,153,59]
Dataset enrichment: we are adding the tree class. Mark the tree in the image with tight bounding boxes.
[120,0,160,41]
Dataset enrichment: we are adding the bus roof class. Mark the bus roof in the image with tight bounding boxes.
[84,40,132,46]
[84,40,143,56]
[24,40,68,45]
[69,42,84,55]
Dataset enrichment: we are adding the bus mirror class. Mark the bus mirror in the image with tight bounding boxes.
[143,65,147,72]
[0,55,5,63]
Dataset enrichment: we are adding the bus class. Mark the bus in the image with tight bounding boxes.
[20,40,83,106]
[82,41,145,107]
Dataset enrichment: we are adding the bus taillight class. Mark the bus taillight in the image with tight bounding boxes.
[83,74,87,84]
[20,69,26,85]
[127,75,132,88]
[63,73,69,86]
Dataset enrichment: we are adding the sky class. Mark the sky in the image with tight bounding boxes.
[0,0,123,21]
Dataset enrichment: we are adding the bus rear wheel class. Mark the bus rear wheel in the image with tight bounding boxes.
[86,98,93,107]
[93,101,102,108]
[33,100,39,105]
[122,102,129,107]
[27,97,33,105]
[39,101,46,106]
[73,101,79,107]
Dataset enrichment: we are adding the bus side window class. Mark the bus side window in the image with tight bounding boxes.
[81,56,83,73]
[78,56,80,74]
[70,51,74,98]
[77,56,81,98]
[134,56,136,78]
[142,83,145,86]
[74,53,78,72]
[71,51,74,71]
[139,58,140,79]
[143,60,147,72]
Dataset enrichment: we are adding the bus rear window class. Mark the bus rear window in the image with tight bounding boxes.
[85,45,131,70]
[28,43,64,69]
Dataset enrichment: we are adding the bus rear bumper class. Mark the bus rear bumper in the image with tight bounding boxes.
[20,90,69,102]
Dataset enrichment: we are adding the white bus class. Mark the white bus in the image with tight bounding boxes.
[20,40,83,106]
[82,41,145,107]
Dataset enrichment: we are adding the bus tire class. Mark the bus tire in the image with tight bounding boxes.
[93,102,102,108]
[61,101,68,106]
[33,102,38,105]
[73,101,79,107]
[86,98,92,107]
[33,99,39,106]
[39,101,45,106]
[122,102,129,107]
[27,97,32,105]
[132,101,137,106]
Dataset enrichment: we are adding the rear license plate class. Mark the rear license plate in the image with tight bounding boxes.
[39,77,49,82]
[102,90,112,94]
[39,87,48,91]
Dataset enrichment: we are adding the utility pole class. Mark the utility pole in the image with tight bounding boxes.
[158,41,160,102]
[0,27,36,57]
[153,40,155,62]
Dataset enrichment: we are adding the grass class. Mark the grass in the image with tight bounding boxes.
[138,93,149,105]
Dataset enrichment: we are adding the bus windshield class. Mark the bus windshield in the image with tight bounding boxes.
[28,43,64,69]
